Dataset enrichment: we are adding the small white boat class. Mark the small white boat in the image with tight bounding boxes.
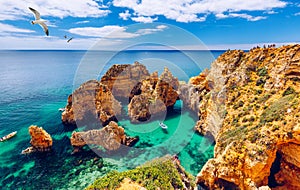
[159,122,168,129]
[0,131,17,142]
[58,107,66,112]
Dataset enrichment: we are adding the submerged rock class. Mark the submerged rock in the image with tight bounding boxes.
[22,125,53,154]
[70,121,138,152]
[195,45,300,189]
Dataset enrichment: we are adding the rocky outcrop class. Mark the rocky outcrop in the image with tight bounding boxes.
[178,69,212,135]
[22,125,53,154]
[100,61,150,100]
[128,68,179,122]
[61,94,74,124]
[70,121,138,152]
[62,80,121,127]
[62,62,179,124]
[196,45,300,189]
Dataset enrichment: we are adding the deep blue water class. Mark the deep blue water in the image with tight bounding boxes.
[0,50,223,189]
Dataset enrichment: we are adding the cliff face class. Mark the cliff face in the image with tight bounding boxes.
[70,121,138,152]
[22,125,53,154]
[195,45,300,189]
[62,80,122,127]
[100,61,150,100]
[128,68,179,122]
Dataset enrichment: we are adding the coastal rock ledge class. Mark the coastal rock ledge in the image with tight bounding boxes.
[194,44,300,190]
[70,121,138,153]
[22,125,53,154]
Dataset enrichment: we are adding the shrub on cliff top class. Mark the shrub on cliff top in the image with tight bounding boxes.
[86,157,193,190]
[257,67,268,77]
[260,94,296,124]
[282,86,296,97]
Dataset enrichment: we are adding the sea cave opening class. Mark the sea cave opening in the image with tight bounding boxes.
[268,151,282,188]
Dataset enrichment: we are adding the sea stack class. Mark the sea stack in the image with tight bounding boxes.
[100,61,150,100]
[61,80,122,127]
[128,67,179,122]
[22,125,53,154]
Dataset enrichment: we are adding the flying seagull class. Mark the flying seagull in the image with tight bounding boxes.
[67,37,74,43]
[28,7,49,36]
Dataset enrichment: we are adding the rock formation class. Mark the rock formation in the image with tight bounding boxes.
[22,125,53,154]
[128,68,179,122]
[62,80,122,127]
[62,62,179,124]
[194,44,300,189]
[70,121,138,152]
[100,61,150,100]
[178,69,211,123]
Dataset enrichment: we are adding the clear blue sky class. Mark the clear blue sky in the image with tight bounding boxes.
[1,0,300,50]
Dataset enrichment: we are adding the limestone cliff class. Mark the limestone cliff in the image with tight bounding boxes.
[195,45,300,189]
[179,69,211,112]
[22,125,53,154]
[100,61,150,100]
[128,67,179,122]
[62,80,122,127]
[70,121,138,152]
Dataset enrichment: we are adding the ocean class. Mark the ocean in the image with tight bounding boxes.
[0,50,223,189]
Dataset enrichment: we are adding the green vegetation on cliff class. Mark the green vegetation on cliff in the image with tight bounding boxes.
[196,44,300,190]
[86,156,195,190]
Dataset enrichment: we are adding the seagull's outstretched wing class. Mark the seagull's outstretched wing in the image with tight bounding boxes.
[39,22,49,36]
[28,7,41,20]
[67,37,73,43]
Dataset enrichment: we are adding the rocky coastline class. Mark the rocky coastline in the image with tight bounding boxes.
[21,45,300,189]
[194,44,300,189]
[82,45,300,189]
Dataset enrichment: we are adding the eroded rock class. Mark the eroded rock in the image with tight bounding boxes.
[128,67,179,122]
[100,61,150,100]
[70,121,138,152]
[62,80,121,127]
[22,125,53,154]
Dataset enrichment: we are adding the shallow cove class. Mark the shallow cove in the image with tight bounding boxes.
[0,50,220,189]
[116,100,215,176]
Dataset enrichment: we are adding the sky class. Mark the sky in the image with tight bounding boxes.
[0,0,300,50]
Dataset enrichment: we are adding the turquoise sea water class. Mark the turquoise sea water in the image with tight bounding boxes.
[0,50,223,189]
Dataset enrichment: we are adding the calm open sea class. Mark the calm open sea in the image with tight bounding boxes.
[0,50,223,189]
